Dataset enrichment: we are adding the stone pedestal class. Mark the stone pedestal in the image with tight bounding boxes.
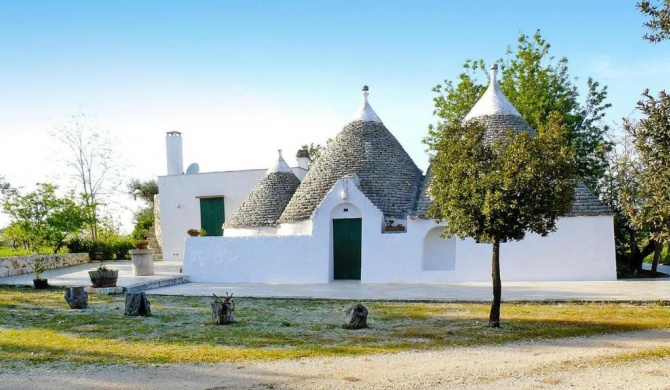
[129,249,155,276]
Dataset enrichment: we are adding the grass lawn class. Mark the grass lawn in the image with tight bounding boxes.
[1,286,670,368]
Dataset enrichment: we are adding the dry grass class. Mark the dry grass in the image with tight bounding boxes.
[1,286,669,368]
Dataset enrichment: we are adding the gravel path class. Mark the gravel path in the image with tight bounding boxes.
[3,329,670,389]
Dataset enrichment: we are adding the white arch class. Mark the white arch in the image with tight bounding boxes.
[422,227,456,271]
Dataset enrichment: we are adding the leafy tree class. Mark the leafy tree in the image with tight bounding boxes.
[51,113,122,241]
[638,0,670,42]
[623,89,670,273]
[600,128,656,274]
[128,178,159,241]
[301,139,333,163]
[432,30,611,192]
[128,179,159,205]
[425,113,577,327]
[2,183,90,253]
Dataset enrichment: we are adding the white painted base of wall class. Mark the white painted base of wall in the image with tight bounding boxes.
[184,213,615,284]
[183,178,616,284]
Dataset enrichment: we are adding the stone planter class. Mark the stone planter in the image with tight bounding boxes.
[129,249,154,276]
[88,269,119,287]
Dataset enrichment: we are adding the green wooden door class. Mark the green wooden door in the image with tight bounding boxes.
[200,198,225,236]
[333,218,362,280]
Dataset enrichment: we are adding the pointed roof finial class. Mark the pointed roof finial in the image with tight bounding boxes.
[266,149,292,174]
[351,85,382,123]
[463,62,521,121]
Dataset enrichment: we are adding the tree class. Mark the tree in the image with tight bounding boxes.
[425,113,577,327]
[301,139,333,163]
[600,127,656,274]
[128,179,159,241]
[623,89,670,273]
[2,183,90,253]
[51,113,121,241]
[638,0,670,42]
[432,31,611,192]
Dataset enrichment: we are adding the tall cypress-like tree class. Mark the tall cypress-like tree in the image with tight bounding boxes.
[431,30,610,193]
[425,112,577,327]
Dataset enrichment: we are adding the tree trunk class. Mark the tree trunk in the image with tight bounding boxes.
[124,292,151,316]
[344,303,368,329]
[652,241,663,274]
[64,286,88,309]
[489,237,501,328]
[211,302,235,325]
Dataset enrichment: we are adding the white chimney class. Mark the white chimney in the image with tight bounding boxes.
[296,149,310,170]
[166,131,184,175]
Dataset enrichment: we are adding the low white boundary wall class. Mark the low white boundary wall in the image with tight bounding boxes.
[183,178,617,283]
[0,253,90,278]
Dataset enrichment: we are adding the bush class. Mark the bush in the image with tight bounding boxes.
[66,237,134,260]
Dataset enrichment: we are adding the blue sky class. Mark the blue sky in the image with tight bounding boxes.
[0,1,667,230]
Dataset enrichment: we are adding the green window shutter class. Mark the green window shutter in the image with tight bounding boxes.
[199,197,225,236]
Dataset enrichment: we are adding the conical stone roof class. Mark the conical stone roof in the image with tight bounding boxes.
[416,64,610,219]
[224,150,301,228]
[278,87,422,223]
[464,64,536,141]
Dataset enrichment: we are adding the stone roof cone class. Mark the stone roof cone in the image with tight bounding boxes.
[423,63,608,218]
[464,64,536,140]
[278,86,422,223]
[224,150,301,228]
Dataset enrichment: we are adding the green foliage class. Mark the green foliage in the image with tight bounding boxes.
[432,30,611,192]
[301,139,333,163]
[128,178,157,243]
[0,247,36,257]
[638,0,670,42]
[131,208,154,241]
[128,178,158,205]
[65,236,133,260]
[1,183,91,253]
[426,112,577,326]
[426,113,577,243]
[624,90,670,245]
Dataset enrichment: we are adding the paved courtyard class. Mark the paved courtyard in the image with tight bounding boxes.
[1,260,669,301]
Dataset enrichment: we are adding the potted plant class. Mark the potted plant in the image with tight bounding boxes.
[88,264,119,288]
[187,228,206,237]
[33,259,49,289]
[134,240,149,250]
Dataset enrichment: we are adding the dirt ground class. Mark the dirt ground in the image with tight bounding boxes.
[2,329,670,389]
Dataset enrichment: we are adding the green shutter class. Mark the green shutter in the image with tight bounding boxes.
[199,198,225,236]
[333,218,362,280]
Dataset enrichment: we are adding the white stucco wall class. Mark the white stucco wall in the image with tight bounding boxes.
[182,177,617,283]
[158,167,306,262]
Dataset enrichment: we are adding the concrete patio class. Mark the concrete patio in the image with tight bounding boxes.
[1,260,669,302]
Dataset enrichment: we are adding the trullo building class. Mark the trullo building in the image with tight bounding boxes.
[158,71,616,283]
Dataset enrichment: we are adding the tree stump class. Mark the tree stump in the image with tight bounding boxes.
[211,293,235,325]
[344,303,368,329]
[64,286,88,309]
[125,292,151,316]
